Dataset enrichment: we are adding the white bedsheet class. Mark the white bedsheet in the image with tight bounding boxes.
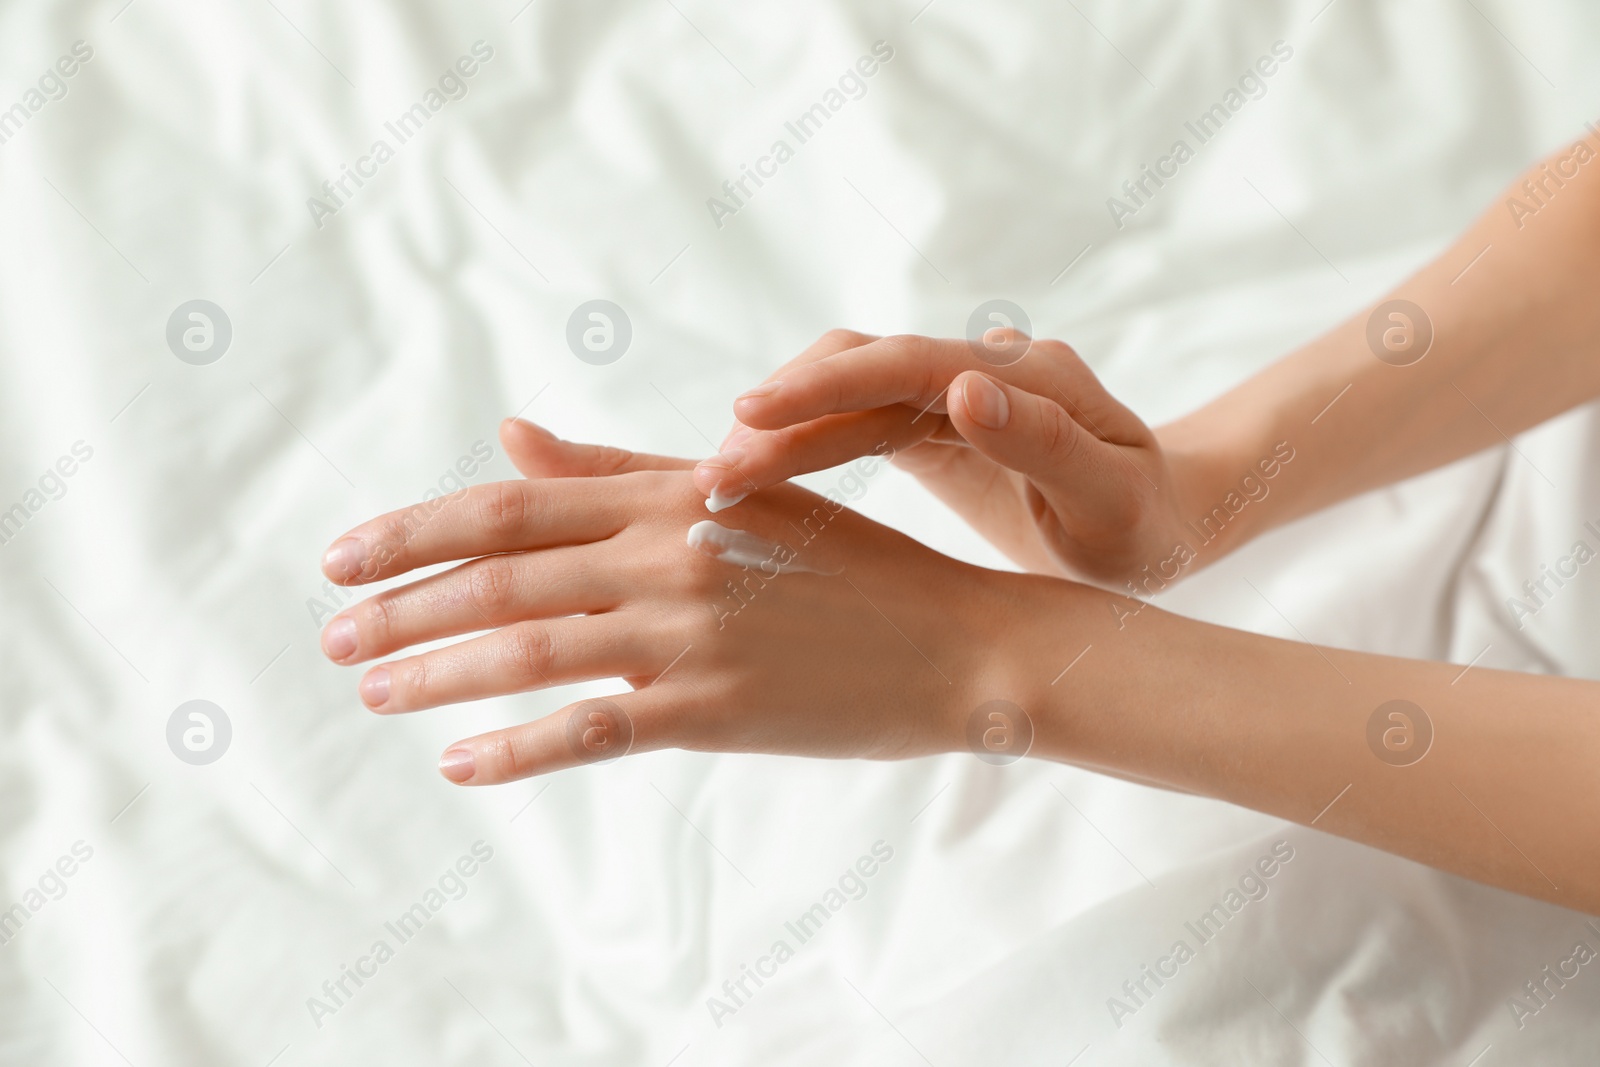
[2,0,1598,1063]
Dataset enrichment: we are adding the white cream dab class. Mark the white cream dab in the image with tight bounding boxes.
[686,520,829,574]
[705,487,747,513]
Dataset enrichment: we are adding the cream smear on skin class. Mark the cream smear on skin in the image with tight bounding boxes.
[705,487,747,513]
[686,520,831,574]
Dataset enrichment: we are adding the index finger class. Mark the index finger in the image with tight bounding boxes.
[321,476,634,586]
[734,335,1025,430]
[715,328,879,449]
[760,327,879,384]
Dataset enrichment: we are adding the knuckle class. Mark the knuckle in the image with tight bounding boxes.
[878,333,926,360]
[464,556,519,615]
[877,335,942,401]
[689,553,730,595]
[1041,404,1079,461]
[505,624,554,685]
[401,655,430,702]
[820,327,869,350]
[362,593,398,646]
[593,443,636,475]
[1037,338,1076,362]
[760,425,803,466]
[374,502,435,562]
[363,527,406,575]
[477,481,531,540]
[678,551,732,603]
[477,732,522,782]
[1052,350,1104,401]
[504,734,533,781]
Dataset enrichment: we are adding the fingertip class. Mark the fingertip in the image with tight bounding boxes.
[735,381,783,403]
[321,615,358,662]
[731,397,777,428]
[439,747,476,784]
[692,464,747,501]
[692,478,753,511]
[705,486,748,512]
[452,719,576,785]
[951,371,1010,431]
[693,449,755,505]
[946,371,972,413]
[502,415,555,448]
[321,538,365,583]
[502,417,565,478]
[359,667,391,711]
[498,416,523,446]
[692,463,721,495]
[731,383,793,428]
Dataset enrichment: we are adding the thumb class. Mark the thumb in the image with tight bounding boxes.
[946,372,1133,515]
[499,417,690,477]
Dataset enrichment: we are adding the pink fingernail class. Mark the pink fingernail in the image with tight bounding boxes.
[736,381,783,401]
[439,748,475,783]
[692,463,722,495]
[697,450,751,511]
[962,375,1010,431]
[721,425,753,450]
[322,539,366,581]
[360,668,390,709]
[702,448,746,470]
[322,617,358,661]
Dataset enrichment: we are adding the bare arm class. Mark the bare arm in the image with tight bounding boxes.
[1163,136,1600,558]
[1014,577,1600,913]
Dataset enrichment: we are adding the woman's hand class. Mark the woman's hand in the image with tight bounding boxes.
[694,330,1223,587]
[314,425,1600,910]
[316,419,1037,785]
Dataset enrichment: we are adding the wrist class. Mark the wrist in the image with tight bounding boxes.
[1153,407,1299,572]
[969,571,1112,767]
[995,568,1243,777]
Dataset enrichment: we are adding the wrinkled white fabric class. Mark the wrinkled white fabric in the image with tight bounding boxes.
[1,0,1597,1064]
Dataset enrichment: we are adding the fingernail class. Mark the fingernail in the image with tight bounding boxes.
[321,616,358,661]
[721,425,753,450]
[706,486,748,513]
[736,381,783,401]
[360,668,390,709]
[963,375,1010,430]
[702,448,746,471]
[439,748,476,783]
[697,450,750,511]
[322,539,366,581]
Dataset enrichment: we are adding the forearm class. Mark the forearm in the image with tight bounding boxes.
[1160,137,1600,556]
[1009,576,1600,911]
